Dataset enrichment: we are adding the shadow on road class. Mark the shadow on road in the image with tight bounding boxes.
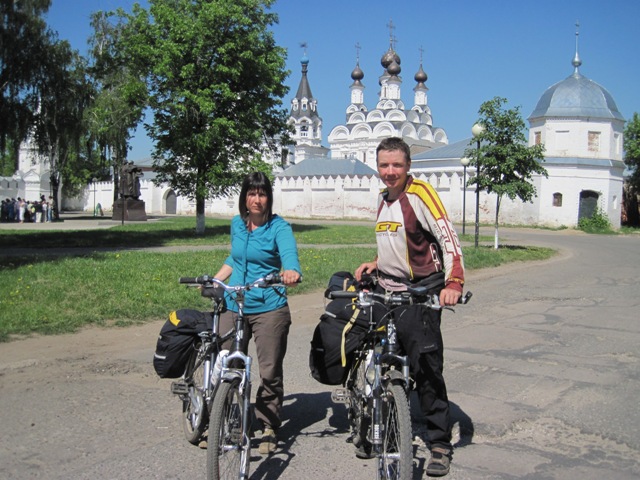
[250,391,345,480]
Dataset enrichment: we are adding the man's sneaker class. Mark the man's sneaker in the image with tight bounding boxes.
[258,428,277,455]
[351,435,376,460]
[356,445,376,460]
[426,447,451,477]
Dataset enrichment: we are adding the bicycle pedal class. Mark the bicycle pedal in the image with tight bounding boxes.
[171,381,189,395]
[331,388,349,403]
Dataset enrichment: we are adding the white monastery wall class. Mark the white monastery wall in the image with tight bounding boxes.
[69,170,607,229]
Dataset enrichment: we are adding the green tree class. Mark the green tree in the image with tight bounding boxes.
[117,0,291,233]
[0,139,17,176]
[623,112,640,225]
[86,11,147,203]
[0,0,53,157]
[624,113,640,190]
[464,97,547,248]
[33,37,92,219]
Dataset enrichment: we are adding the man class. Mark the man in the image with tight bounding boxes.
[355,137,465,477]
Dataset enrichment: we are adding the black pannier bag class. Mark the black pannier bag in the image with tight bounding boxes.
[309,272,379,385]
[153,309,213,378]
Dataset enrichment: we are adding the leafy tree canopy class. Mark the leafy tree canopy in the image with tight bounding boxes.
[33,36,93,216]
[624,112,640,193]
[464,96,548,248]
[115,0,291,207]
[86,10,148,201]
[0,0,54,152]
[464,96,547,204]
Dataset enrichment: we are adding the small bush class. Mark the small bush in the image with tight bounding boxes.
[578,208,614,234]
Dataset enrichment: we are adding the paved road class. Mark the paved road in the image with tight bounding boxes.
[1,220,639,479]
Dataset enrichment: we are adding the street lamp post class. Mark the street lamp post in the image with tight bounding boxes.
[92,178,98,217]
[471,123,484,248]
[460,157,470,236]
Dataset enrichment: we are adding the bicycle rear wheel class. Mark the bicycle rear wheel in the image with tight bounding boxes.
[182,344,209,445]
[207,379,249,480]
[378,383,412,480]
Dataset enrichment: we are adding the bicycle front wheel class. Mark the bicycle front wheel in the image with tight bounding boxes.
[378,383,412,480]
[349,352,372,454]
[207,379,249,480]
[182,344,208,445]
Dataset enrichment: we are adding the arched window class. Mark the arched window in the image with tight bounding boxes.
[553,192,563,207]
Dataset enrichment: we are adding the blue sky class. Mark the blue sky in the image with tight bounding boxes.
[45,0,640,161]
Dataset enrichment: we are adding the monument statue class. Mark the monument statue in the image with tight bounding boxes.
[113,161,147,221]
[120,161,143,199]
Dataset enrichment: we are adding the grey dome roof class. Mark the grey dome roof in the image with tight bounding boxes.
[529,71,624,121]
[351,62,364,81]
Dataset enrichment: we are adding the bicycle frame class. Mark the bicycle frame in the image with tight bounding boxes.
[217,290,253,468]
[346,295,411,453]
[168,285,234,447]
[191,273,289,480]
[332,286,471,479]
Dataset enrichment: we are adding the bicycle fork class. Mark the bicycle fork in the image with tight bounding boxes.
[221,350,253,479]
[370,322,410,454]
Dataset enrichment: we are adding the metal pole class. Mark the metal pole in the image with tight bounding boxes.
[462,165,467,236]
[92,179,97,217]
[474,139,480,248]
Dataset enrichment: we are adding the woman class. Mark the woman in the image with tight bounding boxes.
[212,172,301,455]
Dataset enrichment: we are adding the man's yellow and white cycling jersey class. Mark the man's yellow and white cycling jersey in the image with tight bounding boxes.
[375,176,465,292]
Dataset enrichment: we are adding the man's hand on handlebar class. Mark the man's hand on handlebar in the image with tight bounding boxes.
[439,287,461,307]
[355,261,377,281]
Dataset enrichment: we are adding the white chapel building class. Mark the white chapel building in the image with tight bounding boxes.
[526,43,625,227]
[410,30,625,228]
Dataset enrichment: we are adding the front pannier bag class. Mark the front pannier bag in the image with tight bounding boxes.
[309,272,372,385]
[153,309,212,378]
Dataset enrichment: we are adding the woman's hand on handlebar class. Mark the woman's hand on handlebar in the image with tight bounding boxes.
[281,269,301,287]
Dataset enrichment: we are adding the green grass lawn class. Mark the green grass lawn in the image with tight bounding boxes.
[0,216,555,341]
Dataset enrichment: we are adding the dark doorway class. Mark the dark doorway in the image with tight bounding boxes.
[578,190,599,220]
[165,190,177,214]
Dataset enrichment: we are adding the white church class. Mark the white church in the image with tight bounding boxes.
[1,29,626,229]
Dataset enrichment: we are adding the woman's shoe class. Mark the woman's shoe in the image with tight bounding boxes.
[258,428,277,454]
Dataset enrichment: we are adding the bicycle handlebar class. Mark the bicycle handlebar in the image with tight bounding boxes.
[179,272,298,293]
[328,289,472,310]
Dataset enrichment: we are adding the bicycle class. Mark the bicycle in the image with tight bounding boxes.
[169,276,232,446]
[329,280,471,480]
[175,273,289,480]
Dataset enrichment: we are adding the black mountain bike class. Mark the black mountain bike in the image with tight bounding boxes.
[330,283,471,480]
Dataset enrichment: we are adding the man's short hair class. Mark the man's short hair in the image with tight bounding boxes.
[376,137,411,164]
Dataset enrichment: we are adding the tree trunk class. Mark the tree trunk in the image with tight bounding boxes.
[50,173,61,221]
[494,196,501,249]
[195,194,206,235]
[623,183,639,226]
